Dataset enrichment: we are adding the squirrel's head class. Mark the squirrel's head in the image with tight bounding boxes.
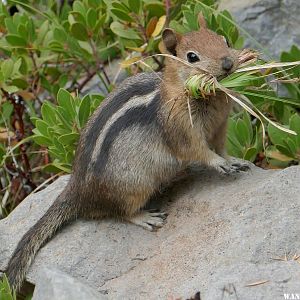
[162,14,239,82]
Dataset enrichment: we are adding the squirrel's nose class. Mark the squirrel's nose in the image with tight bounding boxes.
[222,57,234,72]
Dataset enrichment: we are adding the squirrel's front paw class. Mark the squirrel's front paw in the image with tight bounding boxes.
[216,163,239,175]
[228,157,251,172]
[210,157,250,175]
[230,161,250,172]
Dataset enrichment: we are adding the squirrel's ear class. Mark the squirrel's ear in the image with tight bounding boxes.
[162,28,180,56]
[198,13,207,29]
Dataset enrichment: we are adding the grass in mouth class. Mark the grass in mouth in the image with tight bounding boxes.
[184,49,299,137]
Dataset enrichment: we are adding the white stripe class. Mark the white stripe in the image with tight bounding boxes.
[90,89,159,163]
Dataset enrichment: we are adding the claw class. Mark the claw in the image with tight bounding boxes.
[128,210,167,231]
[217,161,250,176]
[231,162,251,172]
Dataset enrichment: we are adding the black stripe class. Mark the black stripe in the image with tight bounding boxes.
[92,92,161,174]
[74,72,161,176]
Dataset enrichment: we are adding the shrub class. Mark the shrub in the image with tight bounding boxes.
[31,89,104,172]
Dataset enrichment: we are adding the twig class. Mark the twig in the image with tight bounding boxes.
[89,39,111,89]
[77,70,97,92]
[2,89,36,191]
[165,0,171,26]
[132,12,148,43]
[245,280,269,287]
[152,56,164,70]
[29,172,62,195]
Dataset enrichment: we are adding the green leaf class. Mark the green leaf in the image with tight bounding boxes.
[283,138,297,156]
[242,112,253,141]
[36,20,49,45]
[78,95,91,127]
[86,8,97,29]
[276,144,294,158]
[111,9,133,22]
[236,119,250,146]
[88,0,102,6]
[243,147,257,161]
[48,41,64,52]
[50,162,72,173]
[266,145,293,162]
[54,27,68,43]
[1,59,14,79]
[48,147,66,162]
[52,137,66,153]
[90,94,104,110]
[5,18,17,34]
[32,134,53,146]
[144,2,165,18]
[2,85,19,93]
[73,0,86,16]
[78,41,93,55]
[183,11,198,30]
[43,163,68,173]
[58,133,79,145]
[128,0,141,13]
[240,90,300,108]
[71,11,86,25]
[58,74,68,88]
[169,20,189,34]
[226,118,244,158]
[289,113,300,147]
[110,21,140,39]
[70,22,89,41]
[57,89,76,119]
[12,58,22,76]
[56,107,73,130]
[226,135,243,157]
[111,2,130,12]
[35,120,49,137]
[0,102,13,122]
[19,56,28,75]
[0,274,16,300]
[234,36,244,49]
[268,123,289,146]
[6,34,27,47]
[17,24,28,40]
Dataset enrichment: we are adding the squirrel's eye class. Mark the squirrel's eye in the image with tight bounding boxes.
[187,52,200,63]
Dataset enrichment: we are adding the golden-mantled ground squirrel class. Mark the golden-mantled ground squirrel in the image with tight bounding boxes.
[6,14,249,291]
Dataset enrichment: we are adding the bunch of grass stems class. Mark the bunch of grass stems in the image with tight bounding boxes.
[124,50,300,146]
[184,51,300,139]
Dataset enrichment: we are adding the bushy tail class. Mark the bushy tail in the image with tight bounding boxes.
[5,185,78,292]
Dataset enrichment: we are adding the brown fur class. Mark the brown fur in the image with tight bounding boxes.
[5,14,249,292]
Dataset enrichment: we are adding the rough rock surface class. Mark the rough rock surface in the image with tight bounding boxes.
[1,164,300,299]
[32,268,104,300]
[219,0,300,58]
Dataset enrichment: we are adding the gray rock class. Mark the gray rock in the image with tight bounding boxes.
[219,0,300,59]
[32,267,104,300]
[1,164,300,299]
